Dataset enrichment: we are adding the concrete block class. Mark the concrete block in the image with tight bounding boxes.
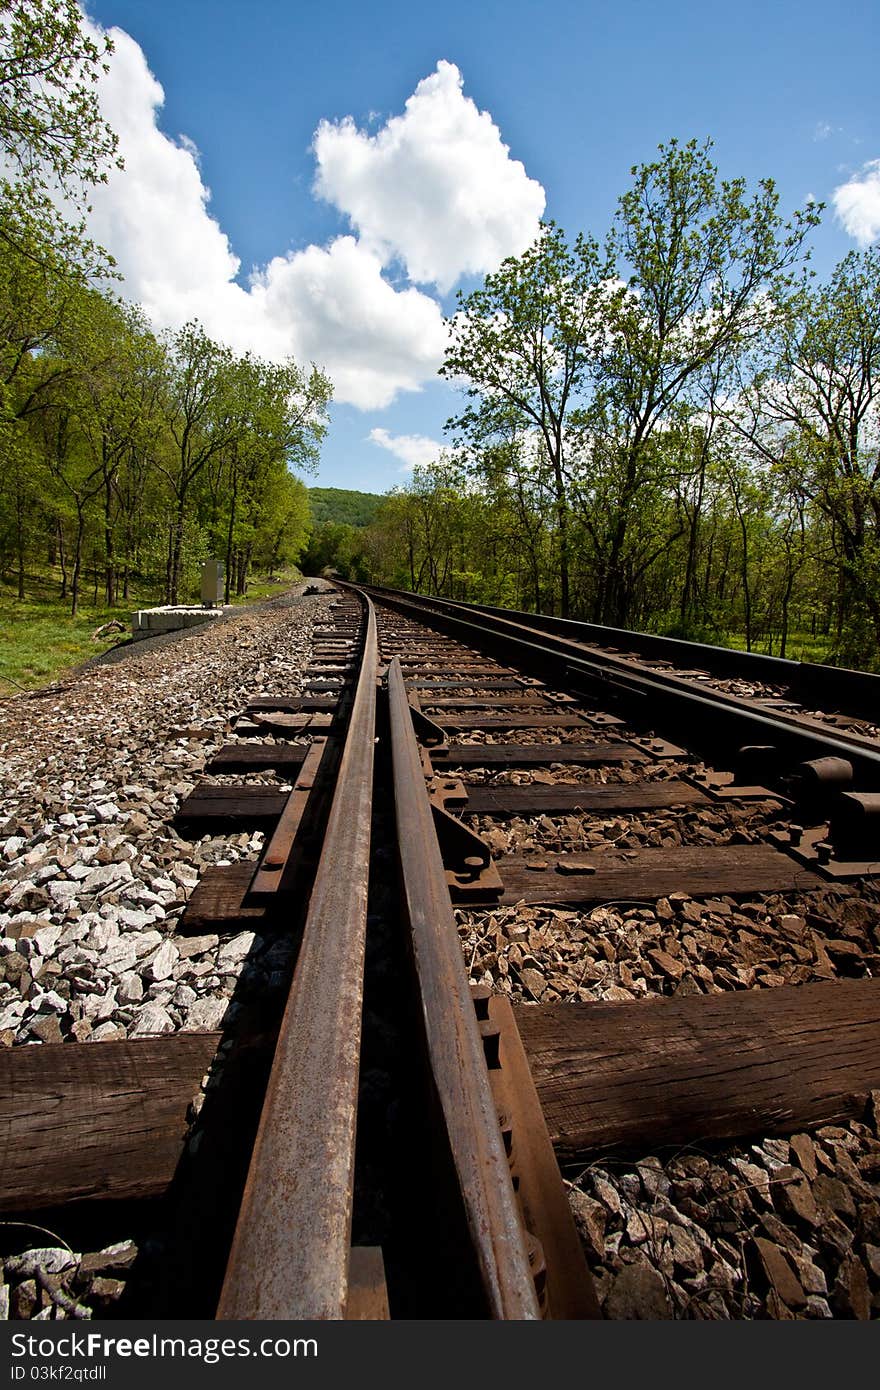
[131,606,228,639]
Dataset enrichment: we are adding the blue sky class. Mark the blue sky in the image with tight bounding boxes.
[82,0,879,494]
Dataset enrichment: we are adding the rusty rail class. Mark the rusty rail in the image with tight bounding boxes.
[387,655,541,1319]
[361,585,880,787]
[217,597,378,1319]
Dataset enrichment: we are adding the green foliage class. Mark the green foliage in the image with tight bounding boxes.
[443,222,607,615]
[301,521,369,581]
[393,138,880,664]
[155,324,330,602]
[0,276,332,619]
[0,0,118,194]
[660,617,721,644]
[308,487,383,527]
[737,246,880,659]
[250,472,311,577]
[0,3,336,676]
[0,0,121,274]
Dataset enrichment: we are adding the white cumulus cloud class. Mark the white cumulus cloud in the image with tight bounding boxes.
[313,60,545,292]
[83,26,242,322]
[69,25,542,411]
[833,159,880,246]
[369,428,444,471]
[250,240,448,410]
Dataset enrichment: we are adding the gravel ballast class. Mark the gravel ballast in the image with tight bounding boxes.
[2,591,877,1319]
[0,584,336,1317]
[1,585,333,1048]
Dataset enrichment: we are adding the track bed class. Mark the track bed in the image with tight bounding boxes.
[1,583,878,1320]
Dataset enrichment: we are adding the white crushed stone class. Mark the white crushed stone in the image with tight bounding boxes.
[0,585,332,1049]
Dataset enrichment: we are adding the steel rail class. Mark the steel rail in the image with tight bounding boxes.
[463,600,880,716]
[457,599,804,683]
[387,655,541,1319]
[362,587,880,786]
[217,596,378,1320]
[367,586,880,716]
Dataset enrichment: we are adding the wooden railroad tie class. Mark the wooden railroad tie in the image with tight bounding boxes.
[514,977,880,1161]
[499,843,822,907]
[5,979,878,1217]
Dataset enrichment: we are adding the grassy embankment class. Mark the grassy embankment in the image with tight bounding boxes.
[1,562,837,696]
[0,568,303,693]
[717,630,833,664]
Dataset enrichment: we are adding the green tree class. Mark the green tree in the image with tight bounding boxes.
[50,288,166,604]
[362,493,419,589]
[251,470,311,578]
[301,520,368,581]
[588,138,819,624]
[308,488,383,527]
[31,377,104,615]
[475,427,557,611]
[0,236,92,600]
[442,223,606,616]
[208,354,330,599]
[732,248,880,662]
[1,0,120,269]
[0,0,123,596]
[155,324,242,603]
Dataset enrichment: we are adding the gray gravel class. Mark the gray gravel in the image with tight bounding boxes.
[0,581,339,1317]
[0,582,333,1046]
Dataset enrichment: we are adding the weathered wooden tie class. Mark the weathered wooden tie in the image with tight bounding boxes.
[464,779,712,817]
[207,744,308,774]
[181,862,269,934]
[174,783,288,833]
[0,1034,221,1210]
[514,978,880,1160]
[499,844,822,906]
[432,742,648,769]
[438,713,591,731]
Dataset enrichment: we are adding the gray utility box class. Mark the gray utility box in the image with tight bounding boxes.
[201,560,225,606]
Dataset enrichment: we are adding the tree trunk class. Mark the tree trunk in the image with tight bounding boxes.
[680,466,706,625]
[104,477,116,607]
[236,549,248,596]
[168,496,186,605]
[57,519,68,601]
[14,487,26,600]
[779,547,796,659]
[736,509,752,652]
[602,445,641,626]
[70,509,86,617]
[224,473,238,605]
[165,522,174,605]
[551,457,570,618]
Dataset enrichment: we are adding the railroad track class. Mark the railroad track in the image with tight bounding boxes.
[3,585,879,1320]
[366,587,880,727]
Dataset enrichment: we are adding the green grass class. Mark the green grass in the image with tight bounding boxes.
[227,567,302,605]
[718,630,834,664]
[0,593,134,692]
[0,566,304,693]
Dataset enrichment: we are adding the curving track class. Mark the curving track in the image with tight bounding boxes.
[2,583,879,1320]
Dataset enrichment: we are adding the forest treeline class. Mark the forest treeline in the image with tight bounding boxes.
[3,5,878,667]
[326,143,880,668]
[307,488,383,528]
[0,271,331,611]
[0,1,330,613]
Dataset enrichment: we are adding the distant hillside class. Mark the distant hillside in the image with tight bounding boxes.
[308,487,384,528]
